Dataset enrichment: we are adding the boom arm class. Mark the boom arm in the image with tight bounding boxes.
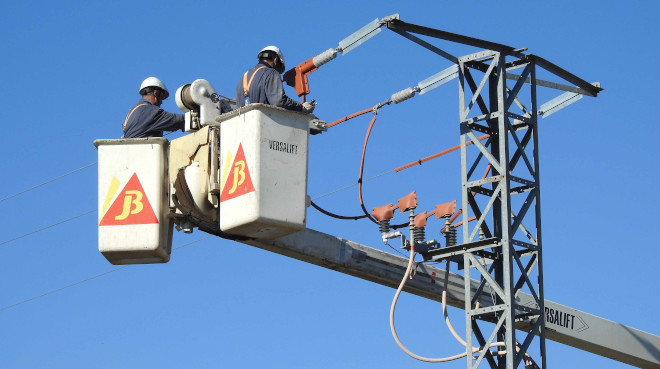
[240,228,660,368]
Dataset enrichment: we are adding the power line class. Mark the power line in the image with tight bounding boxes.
[0,140,446,248]
[0,266,129,312]
[0,165,392,248]
[0,171,394,249]
[312,169,394,201]
[0,236,212,312]
[0,162,97,204]
[0,209,97,247]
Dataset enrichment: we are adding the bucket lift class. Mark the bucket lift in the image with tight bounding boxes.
[92,14,660,369]
[95,80,327,265]
[95,137,172,264]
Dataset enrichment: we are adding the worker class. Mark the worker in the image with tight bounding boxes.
[236,45,315,114]
[123,77,185,138]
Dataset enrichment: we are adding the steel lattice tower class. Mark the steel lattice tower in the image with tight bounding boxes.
[387,18,601,368]
[458,51,545,369]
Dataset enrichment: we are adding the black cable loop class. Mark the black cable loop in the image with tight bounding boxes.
[310,201,369,220]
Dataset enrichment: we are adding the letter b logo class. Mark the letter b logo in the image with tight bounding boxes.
[221,144,255,202]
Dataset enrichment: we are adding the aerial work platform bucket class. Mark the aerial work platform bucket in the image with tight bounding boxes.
[94,138,173,264]
[216,104,310,239]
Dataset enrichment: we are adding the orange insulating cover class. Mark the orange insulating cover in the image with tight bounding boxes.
[453,216,476,229]
[282,58,317,97]
[371,203,395,221]
[327,107,373,129]
[434,200,457,219]
[414,212,428,228]
[397,191,418,212]
[394,134,490,173]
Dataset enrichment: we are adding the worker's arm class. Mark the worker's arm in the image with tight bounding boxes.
[148,108,185,133]
[264,70,302,111]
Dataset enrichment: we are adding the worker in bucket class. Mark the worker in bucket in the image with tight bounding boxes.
[236,45,315,114]
[123,77,185,138]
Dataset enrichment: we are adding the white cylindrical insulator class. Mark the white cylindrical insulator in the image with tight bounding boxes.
[391,87,416,104]
[313,48,338,68]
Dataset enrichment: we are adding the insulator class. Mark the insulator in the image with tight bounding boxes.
[313,48,338,68]
[378,219,391,233]
[445,225,457,247]
[390,87,416,104]
[413,226,426,243]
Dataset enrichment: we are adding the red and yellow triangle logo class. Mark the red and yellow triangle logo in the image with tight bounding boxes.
[99,173,159,226]
[220,143,255,202]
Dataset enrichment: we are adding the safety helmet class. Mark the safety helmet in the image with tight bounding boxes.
[257,45,285,73]
[139,77,169,99]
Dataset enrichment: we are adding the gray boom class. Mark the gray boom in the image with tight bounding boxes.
[240,228,660,368]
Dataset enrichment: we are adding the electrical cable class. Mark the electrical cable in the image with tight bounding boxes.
[327,107,374,129]
[441,260,505,358]
[326,100,391,129]
[355,109,414,230]
[390,244,507,362]
[357,114,379,224]
[389,244,469,362]
[311,169,394,201]
[442,260,468,346]
[310,200,368,220]
[0,162,97,204]
[386,242,407,258]
[315,110,488,226]
[0,236,212,312]
[0,209,97,247]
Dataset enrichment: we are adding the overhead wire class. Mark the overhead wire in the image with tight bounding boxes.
[0,209,97,247]
[0,235,212,312]
[0,162,97,204]
[0,132,180,206]
[0,153,384,248]
[0,118,536,364]
[311,169,394,201]
[0,104,494,321]
[385,242,407,258]
[312,104,490,225]
[0,114,486,240]
[0,137,178,208]
[311,134,490,203]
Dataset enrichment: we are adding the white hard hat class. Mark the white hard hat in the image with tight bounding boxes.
[257,45,285,73]
[139,77,169,99]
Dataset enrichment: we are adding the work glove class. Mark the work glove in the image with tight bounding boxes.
[302,101,315,114]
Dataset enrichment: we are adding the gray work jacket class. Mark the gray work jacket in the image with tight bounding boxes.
[123,98,184,138]
[235,62,302,111]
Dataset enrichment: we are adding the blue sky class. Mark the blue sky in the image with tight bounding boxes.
[1,1,659,368]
